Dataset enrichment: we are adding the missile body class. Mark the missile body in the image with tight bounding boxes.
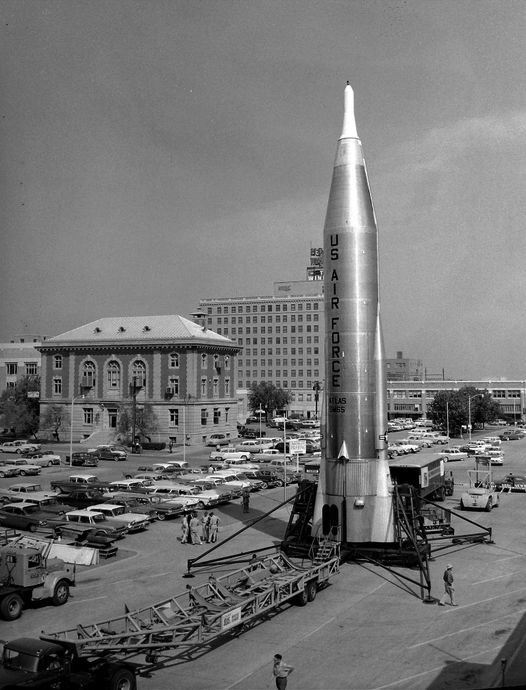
[316,84,394,544]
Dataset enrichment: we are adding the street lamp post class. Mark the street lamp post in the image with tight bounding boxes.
[468,393,483,441]
[69,394,85,467]
[258,405,264,440]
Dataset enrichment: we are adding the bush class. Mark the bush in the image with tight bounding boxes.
[139,442,166,451]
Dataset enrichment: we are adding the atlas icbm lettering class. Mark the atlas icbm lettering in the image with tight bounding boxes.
[315,83,394,545]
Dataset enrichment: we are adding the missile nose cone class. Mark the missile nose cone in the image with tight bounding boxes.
[340,82,358,140]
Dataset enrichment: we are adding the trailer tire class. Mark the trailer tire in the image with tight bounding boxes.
[107,667,136,690]
[52,580,69,606]
[0,593,24,620]
[306,580,317,602]
[295,587,309,607]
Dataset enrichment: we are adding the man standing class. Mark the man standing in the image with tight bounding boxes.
[189,513,202,545]
[439,563,458,606]
[272,654,294,690]
[208,512,220,542]
[242,487,250,513]
[201,512,210,543]
[180,513,190,544]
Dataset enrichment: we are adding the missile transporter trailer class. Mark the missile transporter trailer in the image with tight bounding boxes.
[0,541,75,621]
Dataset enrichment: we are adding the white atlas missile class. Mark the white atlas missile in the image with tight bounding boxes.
[315,83,394,545]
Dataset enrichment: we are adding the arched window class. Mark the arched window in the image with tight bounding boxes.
[132,360,146,386]
[201,353,208,368]
[82,361,95,387]
[107,361,120,388]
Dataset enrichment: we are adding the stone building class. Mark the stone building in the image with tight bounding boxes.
[37,315,241,446]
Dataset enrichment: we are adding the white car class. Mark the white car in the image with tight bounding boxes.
[20,451,61,467]
[235,439,274,453]
[0,441,41,454]
[86,504,150,532]
[403,436,434,449]
[390,441,419,454]
[4,459,42,476]
[437,447,469,462]
[477,449,504,465]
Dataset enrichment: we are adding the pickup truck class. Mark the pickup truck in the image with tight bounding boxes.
[209,446,254,461]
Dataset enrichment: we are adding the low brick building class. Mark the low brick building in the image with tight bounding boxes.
[37,315,241,446]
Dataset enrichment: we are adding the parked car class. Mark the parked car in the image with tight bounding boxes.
[403,436,434,449]
[91,445,128,461]
[500,432,525,441]
[7,483,44,494]
[86,504,150,533]
[55,489,108,510]
[206,434,230,447]
[0,503,49,532]
[0,440,41,454]
[235,439,274,453]
[0,461,21,478]
[18,452,61,467]
[111,492,186,520]
[66,452,99,467]
[4,459,41,476]
[61,509,127,537]
[390,441,419,454]
[437,447,469,462]
[7,492,69,516]
[241,470,281,489]
[481,449,504,465]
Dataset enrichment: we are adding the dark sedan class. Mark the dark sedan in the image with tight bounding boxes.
[0,504,49,532]
[55,489,108,509]
[499,432,523,441]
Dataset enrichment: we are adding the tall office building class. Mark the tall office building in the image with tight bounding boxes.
[199,248,324,418]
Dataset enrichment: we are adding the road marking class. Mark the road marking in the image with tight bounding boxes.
[474,569,526,584]
[111,571,174,586]
[409,607,526,648]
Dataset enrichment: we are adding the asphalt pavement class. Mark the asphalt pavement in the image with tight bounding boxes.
[2,427,526,688]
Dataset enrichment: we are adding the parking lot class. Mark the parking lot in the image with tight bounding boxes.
[1,426,526,688]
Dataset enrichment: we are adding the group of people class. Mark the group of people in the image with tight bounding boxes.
[180,511,220,545]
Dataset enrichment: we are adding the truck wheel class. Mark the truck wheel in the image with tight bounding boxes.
[107,667,136,690]
[52,580,69,606]
[485,498,493,512]
[307,580,317,602]
[295,587,309,607]
[0,593,24,620]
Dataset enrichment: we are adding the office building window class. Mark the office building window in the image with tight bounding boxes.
[201,353,208,368]
[168,377,179,395]
[201,408,208,425]
[6,363,17,376]
[83,408,94,424]
[169,353,180,368]
[213,408,220,424]
[53,377,62,395]
[225,378,230,395]
[53,355,63,370]
[201,377,207,395]
[25,363,38,375]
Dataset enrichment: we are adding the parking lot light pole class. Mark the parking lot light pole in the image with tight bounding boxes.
[258,405,264,440]
[69,394,85,466]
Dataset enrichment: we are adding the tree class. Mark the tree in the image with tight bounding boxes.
[248,382,292,420]
[116,403,160,443]
[427,386,500,437]
[0,376,41,439]
[40,405,69,441]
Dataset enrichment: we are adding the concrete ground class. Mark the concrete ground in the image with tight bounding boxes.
[3,430,526,689]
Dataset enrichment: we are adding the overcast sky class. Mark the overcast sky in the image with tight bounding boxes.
[1,1,526,381]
